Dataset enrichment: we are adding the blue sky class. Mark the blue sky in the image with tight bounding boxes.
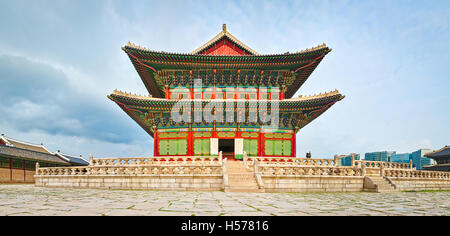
[0,0,449,158]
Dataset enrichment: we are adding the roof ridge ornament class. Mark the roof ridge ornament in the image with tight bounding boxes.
[223,24,227,32]
[112,89,152,99]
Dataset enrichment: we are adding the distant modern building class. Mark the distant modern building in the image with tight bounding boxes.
[423,146,450,172]
[335,153,360,166]
[391,153,411,164]
[410,149,435,170]
[0,134,88,183]
[364,151,396,162]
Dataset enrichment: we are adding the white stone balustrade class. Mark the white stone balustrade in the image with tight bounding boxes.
[257,164,363,177]
[245,157,337,167]
[384,169,450,179]
[90,156,222,166]
[36,164,222,176]
[353,160,413,170]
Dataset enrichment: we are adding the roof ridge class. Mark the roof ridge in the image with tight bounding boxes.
[3,135,46,148]
[56,151,87,161]
[293,90,343,100]
[296,43,329,53]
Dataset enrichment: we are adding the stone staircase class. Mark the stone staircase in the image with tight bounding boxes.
[224,161,264,193]
[364,176,399,193]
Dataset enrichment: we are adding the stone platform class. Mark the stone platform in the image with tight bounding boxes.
[34,154,450,192]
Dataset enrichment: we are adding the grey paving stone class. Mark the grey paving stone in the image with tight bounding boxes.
[0,184,448,216]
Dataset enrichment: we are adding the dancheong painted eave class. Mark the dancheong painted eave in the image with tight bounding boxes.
[122,41,330,70]
[107,90,344,137]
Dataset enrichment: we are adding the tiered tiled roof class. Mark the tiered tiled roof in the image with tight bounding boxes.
[425,146,450,159]
[55,151,89,166]
[108,90,344,136]
[121,25,331,98]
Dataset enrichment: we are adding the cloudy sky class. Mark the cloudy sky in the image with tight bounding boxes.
[0,0,449,159]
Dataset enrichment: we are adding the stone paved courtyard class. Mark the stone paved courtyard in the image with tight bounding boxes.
[0,184,448,216]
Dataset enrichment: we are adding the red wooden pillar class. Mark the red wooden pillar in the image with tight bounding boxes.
[258,132,264,156]
[154,131,158,156]
[292,133,296,157]
[165,86,169,99]
[212,125,217,138]
[188,127,194,156]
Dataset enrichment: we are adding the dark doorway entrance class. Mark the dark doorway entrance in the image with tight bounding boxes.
[219,139,235,159]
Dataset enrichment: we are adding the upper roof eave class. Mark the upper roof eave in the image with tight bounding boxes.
[123,41,330,60]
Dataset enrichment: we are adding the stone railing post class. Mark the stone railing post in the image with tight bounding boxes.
[362,164,366,177]
[243,151,247,167]
[222,156,228,190]
[35,162,40,175]
[253,158,264,190]
[351,155,355,167]
[333,155,338,167]
[380,165,384,177]
[89,154,94,166]
[219,151,223,165]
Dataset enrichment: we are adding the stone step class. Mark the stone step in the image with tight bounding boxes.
[372,182,395,187]
[228,179,257,183]
[228,179,257,184]
[225,187,265,193]
[364,176,399,193]
[376,190,398,193]
[228,180,257,184]
[227,184,259,188]
[227,170,253,174]
[228,177,257,182]
[224,159,264,192]
[377,186,395,189]
[226,167,249,170]
[226,161,245,165]
[228,173,254,176]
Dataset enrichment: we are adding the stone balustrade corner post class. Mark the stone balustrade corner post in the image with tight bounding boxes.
[243,151,247,167]
[89,154,94,166]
